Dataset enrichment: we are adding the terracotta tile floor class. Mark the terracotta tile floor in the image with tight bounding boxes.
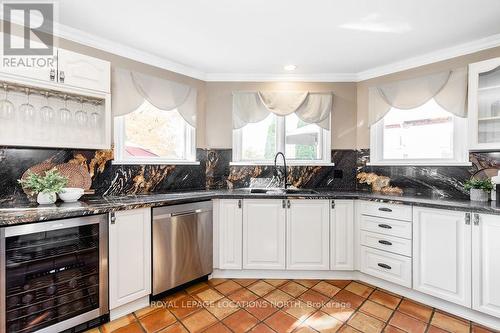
[90,279,498,333]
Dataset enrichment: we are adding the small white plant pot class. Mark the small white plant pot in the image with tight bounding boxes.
[470,188,489,202]
[37,192,57,205]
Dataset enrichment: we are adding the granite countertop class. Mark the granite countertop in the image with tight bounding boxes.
[1,189,500,226]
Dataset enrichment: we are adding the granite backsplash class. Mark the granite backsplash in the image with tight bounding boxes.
[1,147,499,202]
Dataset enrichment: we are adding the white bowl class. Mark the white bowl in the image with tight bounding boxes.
[58,187,84,202]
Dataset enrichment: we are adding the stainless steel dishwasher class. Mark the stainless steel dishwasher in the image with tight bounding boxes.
[152,201,213,296]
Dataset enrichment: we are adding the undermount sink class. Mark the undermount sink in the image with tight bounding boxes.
[248,188,319,195]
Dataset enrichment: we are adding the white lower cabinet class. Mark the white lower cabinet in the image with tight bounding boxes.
[413,207,471,307]
[109,208,151,316]
[473,213,500,317]
[217,199,243,269]
[287,199,330,270]
[243,199,286,269]
[360,246,412,288]
[331,200,354,270]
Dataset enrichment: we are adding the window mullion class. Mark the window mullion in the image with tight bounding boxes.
[277,116,285,154]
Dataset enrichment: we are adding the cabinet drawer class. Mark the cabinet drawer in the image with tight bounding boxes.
[360,215,412,239]
[360,230,411,257]
[360,246,412,288]
[359,201,412,221]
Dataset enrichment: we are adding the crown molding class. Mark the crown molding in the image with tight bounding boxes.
[204,72,358,82]
[53,22,207,81]
[356,33,500,81]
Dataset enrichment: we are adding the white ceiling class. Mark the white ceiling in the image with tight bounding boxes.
[56,0,500,81]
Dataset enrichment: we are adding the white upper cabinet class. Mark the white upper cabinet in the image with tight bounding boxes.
[57,48,110,93]
[331,200,354,270]
[286,199,330,270]
[109,208,151,311]
[216,199,243,270]
[468,57,500,150]
[472,213,500,317]
[243,199,286,270]
[413,207,471,307]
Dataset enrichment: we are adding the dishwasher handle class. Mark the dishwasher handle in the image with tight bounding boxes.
[155,209,203,219]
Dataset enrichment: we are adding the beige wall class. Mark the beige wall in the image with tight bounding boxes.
[205,81,357,149]
[356,46,500,149]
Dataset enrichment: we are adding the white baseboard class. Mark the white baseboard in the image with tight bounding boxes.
[211,269,500,331]
[110,295,150,321]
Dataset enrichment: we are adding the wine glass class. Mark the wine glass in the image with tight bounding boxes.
[90,101,100,126]
[74,98,88,126]
[58,95,72,125]
[40,92,55,123]
[0,84,14,120]
[19,88,35,122]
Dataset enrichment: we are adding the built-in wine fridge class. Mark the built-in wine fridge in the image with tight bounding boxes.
[0,214,108,333]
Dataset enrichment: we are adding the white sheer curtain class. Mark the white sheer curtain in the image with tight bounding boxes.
[232,91,332,129]
[111,68,197,127]
[368,67,468,126]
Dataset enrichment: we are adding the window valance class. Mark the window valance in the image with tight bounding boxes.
[368,67,467,126]
[232,91,332,130]
[111,68,197,127]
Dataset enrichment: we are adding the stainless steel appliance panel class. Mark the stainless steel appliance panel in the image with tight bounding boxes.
[153,201,213,295]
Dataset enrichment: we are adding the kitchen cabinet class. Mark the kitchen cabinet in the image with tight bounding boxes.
[109,208,151,314]
[243,199,286,270]
[472,213,500,317]
[413,207,471,307]
[331,200,354,270]
[217,199,243,269]
[468,57,500,150]
[57,48,111,92]
[286,199,330,270]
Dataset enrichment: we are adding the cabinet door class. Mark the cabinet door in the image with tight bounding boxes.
[218,199,243,269]
[468,57,500,150]
[286,199,330,270]
[331,200,354,270]
[413,207,471,307]
[243,199,286,270]
[472,213,500,317]
[109,208,151,309]
[57,48,111,92]
[0,33,57,83]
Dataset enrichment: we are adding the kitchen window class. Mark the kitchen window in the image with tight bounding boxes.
[370,99,469,165]
[114,100,196,164]
[232,113,331,165]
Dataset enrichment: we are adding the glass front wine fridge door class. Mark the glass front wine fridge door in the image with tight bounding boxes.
[1,214,108,333]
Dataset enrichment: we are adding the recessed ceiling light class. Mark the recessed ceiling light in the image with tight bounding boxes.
[284,65,297,71]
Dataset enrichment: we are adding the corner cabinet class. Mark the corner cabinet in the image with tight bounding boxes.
[286,199,330,270]
[243,199,286,270]
[468,57,500,150]
[331,200,354,270]
[413,207,471,307]
[215,199,243,269]
[109,208,151,319]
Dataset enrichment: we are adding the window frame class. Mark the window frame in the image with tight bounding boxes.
[369,108,470,166]
[231,115,333,166]
[113,111,198,165]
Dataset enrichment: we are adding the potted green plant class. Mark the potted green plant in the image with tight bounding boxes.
[464,179,493,202]
[18,168,68,204]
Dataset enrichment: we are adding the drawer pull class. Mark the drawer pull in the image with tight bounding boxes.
[378,240,392,246]
[378,207,393,212]
[378,224,392,229]
[377,263,392,270]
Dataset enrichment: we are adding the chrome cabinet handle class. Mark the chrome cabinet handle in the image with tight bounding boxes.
[110,212,116,224]
[473,213,480,226]
[378,263,392,270]
[282,200,286,208]
[50,68,55,81]
[378,224,392,229]
[465,213,471,225]
[331,200,335,209]
[378,240,392,246]
[59,70,65,83]
[287,200,291,209]
[378,207,392,212]
[238,200,241,209]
